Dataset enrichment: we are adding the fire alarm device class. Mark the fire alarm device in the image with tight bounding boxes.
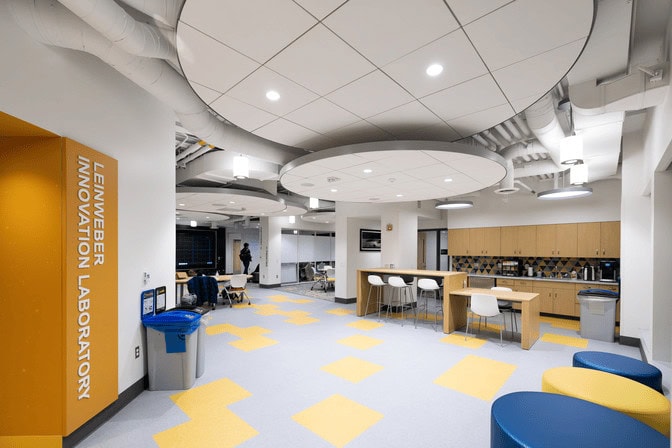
[386,224,393,231]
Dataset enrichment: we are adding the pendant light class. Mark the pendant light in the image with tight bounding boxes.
[435,200,474,209]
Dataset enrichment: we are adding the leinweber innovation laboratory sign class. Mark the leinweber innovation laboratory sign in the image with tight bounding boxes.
[64,140,118,434]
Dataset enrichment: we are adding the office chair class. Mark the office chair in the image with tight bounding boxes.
[187,275,219,310]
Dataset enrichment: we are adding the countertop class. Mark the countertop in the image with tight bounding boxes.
[468,273,618,287]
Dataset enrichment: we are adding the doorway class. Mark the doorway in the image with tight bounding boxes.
[233,239,241,273]
[417,232,427,269]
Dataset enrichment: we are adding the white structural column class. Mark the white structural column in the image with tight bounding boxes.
[381,208,418,269]
[651,170,672,361]
[259,216,282,287]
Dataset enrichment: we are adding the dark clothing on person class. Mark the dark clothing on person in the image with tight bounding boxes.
[240,244,252,274]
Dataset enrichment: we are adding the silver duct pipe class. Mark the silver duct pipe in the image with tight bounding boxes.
[513,115,532,138]
[500,142,548,161]
[524,93,565,167]
[176,140,208,163]
[8,0,305,165]
[494,124,512,143]
[119,0,184,27]
[503,120,522,140]
[514,159,561,178]
[59,0,178,65]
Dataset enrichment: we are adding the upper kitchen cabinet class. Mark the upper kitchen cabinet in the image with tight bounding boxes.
[577,221,620,258]
[536,223,577,258]
[469,227,500,256]
[500,225,537,257]
[448,228,470,255]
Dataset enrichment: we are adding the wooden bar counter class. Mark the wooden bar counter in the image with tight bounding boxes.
[356,269,540,350]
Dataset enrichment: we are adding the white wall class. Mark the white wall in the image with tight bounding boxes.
[0,5,176,393]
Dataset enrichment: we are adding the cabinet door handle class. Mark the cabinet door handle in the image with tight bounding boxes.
[595,249,598,255]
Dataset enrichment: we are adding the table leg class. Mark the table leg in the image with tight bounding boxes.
[444,294,467,333]
[520,296,540,350]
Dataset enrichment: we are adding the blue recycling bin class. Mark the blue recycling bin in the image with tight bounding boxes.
[143,310,201,390]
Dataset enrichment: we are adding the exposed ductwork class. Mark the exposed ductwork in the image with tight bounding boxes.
[59,0,179,65]
[524,93,566,167]
[120,0,184,28]
[7,0,306,166]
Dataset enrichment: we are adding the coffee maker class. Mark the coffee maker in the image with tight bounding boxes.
[599,260,620,282]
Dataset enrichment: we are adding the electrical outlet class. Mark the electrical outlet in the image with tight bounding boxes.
[135,346,140,359]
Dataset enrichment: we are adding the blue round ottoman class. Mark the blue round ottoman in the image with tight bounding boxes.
[491,391,670,447]
[573,351,663,393]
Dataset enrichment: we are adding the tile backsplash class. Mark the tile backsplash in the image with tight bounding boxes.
[452,256,618,280]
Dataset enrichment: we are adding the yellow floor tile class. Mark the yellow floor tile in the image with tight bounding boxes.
[292,394,383,447]
[153,378,258,448]
[441,334,487,349]
[434,355,517,401]
[347,320,384,331]
[321,356,383,383]
[328,308,354,316]
[541,333,589,348]
[337,334,384,350]
[269,295,313,304]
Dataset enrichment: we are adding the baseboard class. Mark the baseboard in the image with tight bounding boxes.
[63,376,147,448]
[259,283,281,289]
[335,297,356,304]
[618,335,645,361]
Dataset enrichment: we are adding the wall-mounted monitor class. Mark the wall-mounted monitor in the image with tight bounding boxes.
[360,229,381,252]
[176,229,217,270]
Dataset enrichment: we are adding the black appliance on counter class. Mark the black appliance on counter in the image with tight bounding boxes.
[501,259,523,277]
[599,260,620,282]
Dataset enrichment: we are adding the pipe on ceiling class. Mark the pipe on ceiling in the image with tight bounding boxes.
[523,93,565,167]
[7,0,306,166]
[119,0,184,27]
[59,0,178,65]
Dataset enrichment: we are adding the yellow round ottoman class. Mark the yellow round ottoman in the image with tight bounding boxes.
[542,366,670,436]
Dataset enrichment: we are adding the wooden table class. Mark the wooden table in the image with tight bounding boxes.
[356,267,467,315]
[448,287,540,349]
[176,274,251,298]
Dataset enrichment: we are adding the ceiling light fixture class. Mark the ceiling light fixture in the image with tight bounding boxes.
[266,90,280,101]
[190,220,197,227]
[537,186,592,200]
[570,163,588,185]
[435,200,474,210]
[426,63,443,77]
[560,135,584,165]
[288,215,295,224]
[309,197,319,209]
[363,168,373,174]
[232,154,249,179]
[444,177,453,182]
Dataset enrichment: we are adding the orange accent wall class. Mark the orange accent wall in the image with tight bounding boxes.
[0,117,118,441]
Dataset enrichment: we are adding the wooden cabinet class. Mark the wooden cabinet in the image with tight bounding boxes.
[535,281,577,316]
[536,224,577,257]
[500,225,537,256]
[448,228,470,255]
[469,227,500,256]
[577,221,620,258]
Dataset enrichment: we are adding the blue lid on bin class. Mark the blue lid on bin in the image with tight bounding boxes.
[578,289,619,298]
[143,310,201,353]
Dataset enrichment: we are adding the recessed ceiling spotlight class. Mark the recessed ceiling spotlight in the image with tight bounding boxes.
[363,168,373,174]
[229,201,236,204]
[330,188,338,193]
[444,177,453,182]
[178,203,185,206]
[426,63,443,77]
[396,194,404,197]
[266,90,280,101]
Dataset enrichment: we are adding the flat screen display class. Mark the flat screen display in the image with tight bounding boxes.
[176,229,217,270]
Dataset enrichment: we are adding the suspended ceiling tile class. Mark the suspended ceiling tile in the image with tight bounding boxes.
[366,101,444,136]
[335,160,399,179]
[383,30,488,98]
[293,0,347,20]
[180,0,317,64]
[285,98,360,134]
[446,104,516,136]
[404,163,459,180]
[254,118,320,147]
[225,66,319,116]
[464,0,592,71]
[266,24,376,96]
[294,133,344,151]
[323,119,393,144]
[494,39,587,103]
[421,75,507,122]
[326,70,416,119]
[210,95,278,131]
[446,0,513,25]
[191,82,223,104]
[255,118,319,147]
[393,123,462,141]
[177,24,260,93]
[324,0,460,67]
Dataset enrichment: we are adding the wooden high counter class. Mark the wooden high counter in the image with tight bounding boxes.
[356,268,466,317]
[356,269,540,349]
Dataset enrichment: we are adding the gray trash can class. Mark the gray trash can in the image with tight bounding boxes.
[143,310,201,390]
[577,289,619,342]
[173,305,210,378]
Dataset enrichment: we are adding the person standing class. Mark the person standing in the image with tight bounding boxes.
[239,242,252,274]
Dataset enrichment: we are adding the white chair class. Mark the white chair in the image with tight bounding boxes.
[228,274,250,305]
[324,267,335,290]
[415,278,441,330]
[465,293,505,346]
[365,275,387,320]
[492,286,518,339]
[305,265,327,291]
[387,276,416,326]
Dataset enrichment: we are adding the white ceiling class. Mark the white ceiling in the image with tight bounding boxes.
[178,0,592,150]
